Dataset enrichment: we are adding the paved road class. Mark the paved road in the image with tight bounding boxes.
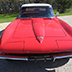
[0,15,72,72]
[58,15,72,27]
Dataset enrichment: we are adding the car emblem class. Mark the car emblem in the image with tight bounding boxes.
[37,36,44,39]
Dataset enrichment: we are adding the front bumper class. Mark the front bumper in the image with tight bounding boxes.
[0,52,72,61]
[0,54,28,61]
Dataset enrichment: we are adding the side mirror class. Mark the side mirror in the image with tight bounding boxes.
[56,12,59,17]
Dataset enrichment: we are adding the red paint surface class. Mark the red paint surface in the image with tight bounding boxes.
[0,17,72,54]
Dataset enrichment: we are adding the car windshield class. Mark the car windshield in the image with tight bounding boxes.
[19,6,55,19]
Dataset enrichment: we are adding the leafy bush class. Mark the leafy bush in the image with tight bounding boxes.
[53,0,72,13]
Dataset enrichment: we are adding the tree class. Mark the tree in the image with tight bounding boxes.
[29,0,31,3]
[53,0,72,13]
[0,0,72,14]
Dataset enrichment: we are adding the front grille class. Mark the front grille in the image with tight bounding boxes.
[0,51,72,61]
[5,51,72,57]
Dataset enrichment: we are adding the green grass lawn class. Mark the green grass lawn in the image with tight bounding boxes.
[59,10,72,16]
[0,9,72,23]
[0,13,18,23]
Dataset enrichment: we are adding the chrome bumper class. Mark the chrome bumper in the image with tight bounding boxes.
[54,54,72,61]
[0,56,28,61]
[0,53,72,61]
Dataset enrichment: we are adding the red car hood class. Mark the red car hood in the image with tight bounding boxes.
[1,17,71,53]
[14,18,65,42]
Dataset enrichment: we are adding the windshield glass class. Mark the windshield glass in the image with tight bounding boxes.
[19,6,55,19]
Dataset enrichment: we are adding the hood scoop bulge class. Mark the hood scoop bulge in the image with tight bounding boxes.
[32,18,45,43]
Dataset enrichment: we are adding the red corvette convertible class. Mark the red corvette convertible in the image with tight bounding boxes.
[0,3,72,61]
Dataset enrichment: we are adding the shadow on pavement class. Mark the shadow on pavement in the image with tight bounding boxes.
[0,58,69,72]
[0,29,4,36]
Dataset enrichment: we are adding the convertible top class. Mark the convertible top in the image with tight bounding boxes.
[21,3,52,8]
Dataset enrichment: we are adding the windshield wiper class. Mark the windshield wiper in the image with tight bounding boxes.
[43,17,53,19]
[33,16,53,19]
[21,16,53,20]
[21,16,32,20]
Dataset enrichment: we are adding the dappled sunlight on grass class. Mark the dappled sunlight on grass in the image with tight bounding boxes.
[59,8,72,16]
